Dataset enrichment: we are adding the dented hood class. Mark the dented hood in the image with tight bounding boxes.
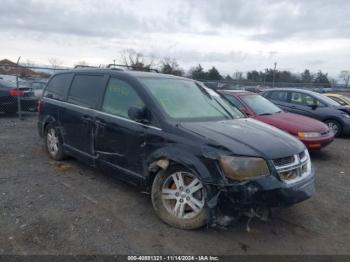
[180,118,305,160]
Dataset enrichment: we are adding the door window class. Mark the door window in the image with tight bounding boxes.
[290,92,324,107]
[102,78,144,119]
[267,91,288,102]
[67,75,105,108]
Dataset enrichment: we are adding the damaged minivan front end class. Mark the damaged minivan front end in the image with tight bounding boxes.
[173,118,315,226]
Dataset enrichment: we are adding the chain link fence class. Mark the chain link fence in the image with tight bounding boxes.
[0,61,69,119]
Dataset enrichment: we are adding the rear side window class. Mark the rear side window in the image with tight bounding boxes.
[267,91,288,102]
[44,73,73,101]
[68,75,105,108]
[102,78,144,119]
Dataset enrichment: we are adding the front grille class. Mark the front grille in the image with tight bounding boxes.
[273,150,311,184]
[273,156,295,167]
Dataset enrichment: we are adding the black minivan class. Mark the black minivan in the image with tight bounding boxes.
[38,69,315,229]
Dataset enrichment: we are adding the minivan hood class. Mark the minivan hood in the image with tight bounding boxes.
[180,118,305,160]
[255,112,329,134]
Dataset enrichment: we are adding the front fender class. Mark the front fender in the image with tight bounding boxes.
[145,145,221,186]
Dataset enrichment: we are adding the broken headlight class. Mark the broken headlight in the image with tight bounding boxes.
[219,156,270,181]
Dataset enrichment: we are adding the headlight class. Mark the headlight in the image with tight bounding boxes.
[298,132,321,138]
[219,156,270,181]
[341,113,350,118]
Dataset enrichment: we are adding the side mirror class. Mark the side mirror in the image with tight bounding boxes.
[128,106,149,123]
[308,104,318,110]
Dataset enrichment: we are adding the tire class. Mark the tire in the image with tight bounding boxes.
[45,125,67,161]
[325,119,342,137]
[151,165,208,229]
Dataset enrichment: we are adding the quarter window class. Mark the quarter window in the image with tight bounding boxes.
[67,75,105,108]
[44,73,73,101]
[102,78,144,119]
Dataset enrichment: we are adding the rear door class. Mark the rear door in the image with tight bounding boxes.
[60,73,108,162]
[264,90,290,110]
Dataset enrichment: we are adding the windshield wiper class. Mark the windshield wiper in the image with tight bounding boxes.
[259,113,273,116]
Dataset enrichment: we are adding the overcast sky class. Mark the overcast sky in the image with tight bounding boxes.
[1,0,349,77]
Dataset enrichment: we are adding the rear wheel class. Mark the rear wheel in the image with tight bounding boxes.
[45,125,66,160]
[325,119,342,137]
[151,165,208,229]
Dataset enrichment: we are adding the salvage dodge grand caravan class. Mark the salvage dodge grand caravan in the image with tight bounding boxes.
[38,69,315,229]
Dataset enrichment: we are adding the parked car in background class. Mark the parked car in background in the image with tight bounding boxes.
[262,88,350,136]
[38,69,314,229]
[30,81,47,98]
[220,90,334,150]
[324,93,350,107]
[0,79,37,114]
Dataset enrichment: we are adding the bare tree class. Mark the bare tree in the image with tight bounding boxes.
[48,58,64,70]
[340,70,350,88]
[233,71,243,80]
[74,60,89,67]
[120,49,154,71]
[159,57,184,76]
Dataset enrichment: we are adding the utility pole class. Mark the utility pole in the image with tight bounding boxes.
[272,62,277,88]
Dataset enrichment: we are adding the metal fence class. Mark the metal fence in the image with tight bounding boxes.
[0,61,69,120]
[1,61,349,120]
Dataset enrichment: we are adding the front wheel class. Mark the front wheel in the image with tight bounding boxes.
[151,166,208,229]
[325,119,342,137]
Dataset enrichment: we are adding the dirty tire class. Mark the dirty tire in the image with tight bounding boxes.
[325,119,342,137]
[45,125,66,161]
[151,165,208,230]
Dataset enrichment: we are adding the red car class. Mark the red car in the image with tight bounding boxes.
[219,90,334,150]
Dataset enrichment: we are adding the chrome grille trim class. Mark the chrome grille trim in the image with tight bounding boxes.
[273,150,312,184]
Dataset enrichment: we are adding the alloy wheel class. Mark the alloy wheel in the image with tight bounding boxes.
[161,172,205,219]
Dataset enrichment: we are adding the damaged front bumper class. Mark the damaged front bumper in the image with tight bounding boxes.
[206,168,315,225]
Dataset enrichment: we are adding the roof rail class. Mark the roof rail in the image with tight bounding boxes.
[74,65,100,69]
[107,64,159,73]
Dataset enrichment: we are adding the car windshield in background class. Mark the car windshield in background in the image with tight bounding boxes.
[314,93,341,106]
[140,78,243,121]
[241,94,282,115]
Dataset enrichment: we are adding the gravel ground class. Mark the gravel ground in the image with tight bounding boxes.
[0,114,349,255]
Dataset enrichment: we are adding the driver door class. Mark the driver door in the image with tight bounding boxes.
[94,77,147,182]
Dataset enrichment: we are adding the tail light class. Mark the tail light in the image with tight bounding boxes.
[9,88,24,97]
[37,99,41,112]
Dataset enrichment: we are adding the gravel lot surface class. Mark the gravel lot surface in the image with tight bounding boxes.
[0,114,349,255]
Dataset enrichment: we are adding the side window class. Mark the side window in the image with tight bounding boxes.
[67,75,105,108]
[102,78,144,119]
[290,92,324,107]
[224,95,243,109]
[44,73,73,101]
[268,91,287,102]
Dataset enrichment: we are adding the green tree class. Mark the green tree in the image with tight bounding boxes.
[207,66,222,80]
[301,69,313,83]
[189,64,207,80]
[314,71,330,87]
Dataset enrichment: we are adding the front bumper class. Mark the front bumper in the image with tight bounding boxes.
[300,134,334,150]
[217,168,315,210]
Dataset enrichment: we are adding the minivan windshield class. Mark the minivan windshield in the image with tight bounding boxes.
[313,92,342,106]
[140,77,244,121]
[241,94,282,115]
